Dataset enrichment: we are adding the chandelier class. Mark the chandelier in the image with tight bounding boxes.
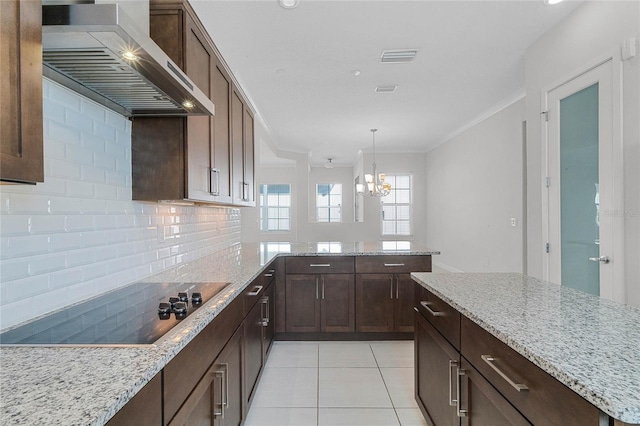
[356,129,391,197]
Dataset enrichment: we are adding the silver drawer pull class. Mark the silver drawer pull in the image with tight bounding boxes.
[457,368,467,417]
[384,263,405,267]
[420,301,444,317]
[247,285,263,296]
[481,355,529,392]
[264,273,273,277]
[310,263,331,267]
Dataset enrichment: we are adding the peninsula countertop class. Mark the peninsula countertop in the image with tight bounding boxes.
[0,241,438,426]
[411,272,640,424]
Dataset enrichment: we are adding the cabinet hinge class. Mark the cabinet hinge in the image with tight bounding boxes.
[541,111,549,122]
[545,242,550,254]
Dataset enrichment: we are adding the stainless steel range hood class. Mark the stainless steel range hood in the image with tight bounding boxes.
[42,2,214,117]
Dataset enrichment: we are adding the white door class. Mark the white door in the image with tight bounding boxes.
[544,59,623,301]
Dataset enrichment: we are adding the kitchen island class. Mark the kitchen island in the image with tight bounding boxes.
[0,242,438,426]
[411,272,640,425]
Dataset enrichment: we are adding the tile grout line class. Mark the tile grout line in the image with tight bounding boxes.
[369,342,403,426]
[317,343,320,426]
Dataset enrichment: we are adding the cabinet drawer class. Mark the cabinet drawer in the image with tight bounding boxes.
[415,284,460,350]
[286,256,354,274]
[461,317,601,426]
[355,255,430,274]
[243,266,275,315]
[163,296,243,423]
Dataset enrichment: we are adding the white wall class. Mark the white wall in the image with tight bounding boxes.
[525,1,640,306]
[0,79,241,331]
[425,99,525,272]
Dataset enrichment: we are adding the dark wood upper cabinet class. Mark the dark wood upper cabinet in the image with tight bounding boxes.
[0,0,43,184]
[132,0,250,205]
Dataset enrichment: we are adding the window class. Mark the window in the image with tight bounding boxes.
[316,183,342,222]
[381,175,411,235]
[259,184,291,231]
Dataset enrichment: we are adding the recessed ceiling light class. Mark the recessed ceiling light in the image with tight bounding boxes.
[543,0,564,4]
[182,100,195,109]
[279,0,299,9]
[276,68,287,75]
[351,70,361,76]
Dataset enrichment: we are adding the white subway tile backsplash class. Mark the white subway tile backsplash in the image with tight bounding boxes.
[49,158,82,180]
[9,235,50,258]
[80,98,107,122]
[49,233,83,252]
[0,215,30,236]
[0,79,241,330]
[65,109,94,135]
[4,275,50,304]
[48,121,81,146]
[29,215,67,234]
[50,268,84,290]
[28,253,67,276]
[65,180,95,198]
[0,259,30,282]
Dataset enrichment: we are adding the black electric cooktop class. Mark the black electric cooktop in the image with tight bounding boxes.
[0,281,229,346]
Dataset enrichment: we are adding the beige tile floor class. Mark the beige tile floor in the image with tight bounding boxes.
[245,341,428,426]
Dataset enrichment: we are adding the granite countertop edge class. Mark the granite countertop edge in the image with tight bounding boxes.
[411,272,640,424]
[0,242,438,426]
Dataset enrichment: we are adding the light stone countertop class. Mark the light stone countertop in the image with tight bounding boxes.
[0,241,438,426]
[411,272,640,424]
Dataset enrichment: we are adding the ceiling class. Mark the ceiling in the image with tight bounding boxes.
[190,0,582,167]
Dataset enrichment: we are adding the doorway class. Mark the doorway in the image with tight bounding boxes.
[543,59,624,302]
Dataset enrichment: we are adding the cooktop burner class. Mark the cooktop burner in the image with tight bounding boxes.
[0,281,229,346]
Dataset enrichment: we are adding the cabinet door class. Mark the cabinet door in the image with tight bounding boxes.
[242,107,255,205]
[355,274,394,332]
[263,282,276,355]
[184,13,214,202]
[0,0,43,184]
[394,274,414,332]
[415,310,459,426]
[211,56,232,202]
[244,300,264,407]
[320,274,355,332]
[459,358,532,426]
[231,90,245,204]
[215,328,244,426]
[285,274,320,332]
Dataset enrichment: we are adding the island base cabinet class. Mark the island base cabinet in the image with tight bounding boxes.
[458,358,532,426]
[415,309,459,426]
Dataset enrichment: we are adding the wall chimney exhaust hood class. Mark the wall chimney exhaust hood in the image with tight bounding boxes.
[42,2,214,117]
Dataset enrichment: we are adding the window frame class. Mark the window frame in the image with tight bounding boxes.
[380,174,413,237]
[316,183,343,223]
[259,184,291,232]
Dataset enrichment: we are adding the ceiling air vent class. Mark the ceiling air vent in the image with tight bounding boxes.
[380,49,418,63]
[375,85,398,94]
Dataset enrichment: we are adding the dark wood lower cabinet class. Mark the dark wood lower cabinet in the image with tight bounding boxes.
[415,309,459,426]
[244,295,264,406]
[356,274,394,332]
[168,328,243,426]
[263,282,275,355]
[356,273,415,333]
[459,358,531,426]
[285,274,354,332]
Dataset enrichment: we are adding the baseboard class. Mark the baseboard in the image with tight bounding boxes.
[432,260,465,273]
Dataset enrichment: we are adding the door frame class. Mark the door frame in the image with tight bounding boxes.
[540,50,625,303]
